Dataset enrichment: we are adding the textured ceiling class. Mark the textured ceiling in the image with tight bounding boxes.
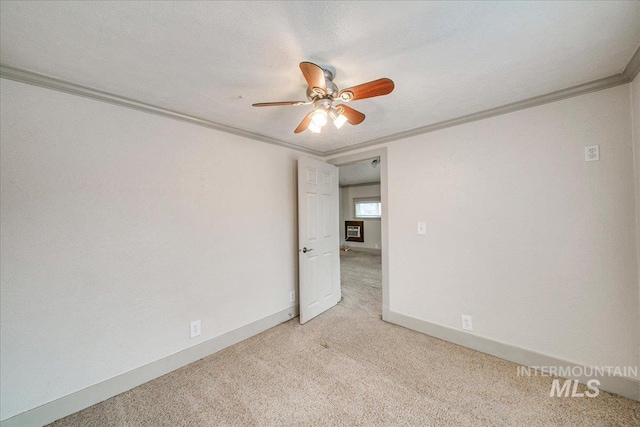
[339,159,381,186]
[1,1,639,154]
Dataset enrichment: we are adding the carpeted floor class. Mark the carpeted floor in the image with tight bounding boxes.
[51,250,639,426]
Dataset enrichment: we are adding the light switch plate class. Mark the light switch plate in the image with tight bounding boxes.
[585,145,599,162]
[417,222,426,235]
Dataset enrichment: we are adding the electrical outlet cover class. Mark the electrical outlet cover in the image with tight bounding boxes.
[585,145,600,162]
[461,315,473,331]
[190,320,201,338]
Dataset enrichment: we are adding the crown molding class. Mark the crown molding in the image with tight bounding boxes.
[326,44,640,157]
[339,181,381,188]
[622,44,640,82]
[0,64,324,157]
[324,72,632,157]
[3,46,639,159]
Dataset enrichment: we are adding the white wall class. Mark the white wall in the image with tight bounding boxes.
[386,84,639,377]
[3,75,640,421]
[339,184,382,251]
[0,79,299,420]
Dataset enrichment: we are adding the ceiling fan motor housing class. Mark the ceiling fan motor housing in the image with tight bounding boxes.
[314,98,332,110]
[307,79,338,100]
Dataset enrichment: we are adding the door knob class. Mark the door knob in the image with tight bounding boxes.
[301,247,314,253]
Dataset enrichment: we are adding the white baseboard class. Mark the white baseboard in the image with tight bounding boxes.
[343,247,382,254]
[1,306,299,427]
[386,310,640,402]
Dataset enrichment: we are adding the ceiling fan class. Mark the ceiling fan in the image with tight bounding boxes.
[252,62,394,134]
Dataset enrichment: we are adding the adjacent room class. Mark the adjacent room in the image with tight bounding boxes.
[1,1,639,426]
[338,158,383,316]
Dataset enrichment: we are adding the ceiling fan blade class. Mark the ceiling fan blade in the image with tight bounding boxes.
[294,111,314,134]
[338,78,394,102]
[300,62,327,94]
[252,101,309,107]
[336,104,365,125]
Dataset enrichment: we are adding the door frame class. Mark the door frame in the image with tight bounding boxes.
[326,147,390,320]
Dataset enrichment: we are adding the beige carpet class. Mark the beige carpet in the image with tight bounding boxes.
[51,250,639,426]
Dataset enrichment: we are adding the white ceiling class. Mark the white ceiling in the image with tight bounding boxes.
[339,159,381,187]
[1,1,639,154]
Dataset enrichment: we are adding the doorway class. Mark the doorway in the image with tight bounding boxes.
[328,148,389,320]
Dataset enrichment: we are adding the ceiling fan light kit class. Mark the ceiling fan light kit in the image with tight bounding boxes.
[252,61,394,134]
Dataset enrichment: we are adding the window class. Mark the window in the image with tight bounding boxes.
[354,199,382,218]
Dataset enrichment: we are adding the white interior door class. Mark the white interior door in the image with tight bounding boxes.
[298,156,341,324]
